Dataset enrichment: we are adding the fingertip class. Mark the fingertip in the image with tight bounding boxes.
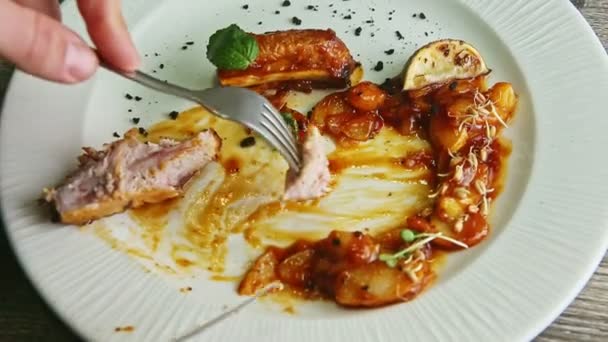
[63,41,99,83]
[78,0,141,72]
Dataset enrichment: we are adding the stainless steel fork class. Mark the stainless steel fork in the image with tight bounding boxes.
[99,62,301,172]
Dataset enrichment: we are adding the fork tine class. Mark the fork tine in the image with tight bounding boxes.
[260,118,300,169]
[262,103,298,147]
[260,109,300,161]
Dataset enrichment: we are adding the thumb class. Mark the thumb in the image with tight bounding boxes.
[0,0,98,83]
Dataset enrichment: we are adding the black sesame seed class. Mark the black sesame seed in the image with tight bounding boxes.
[354,27,362,36]
[240,136,256,148]
[125,93,133,100]
[113,132,120,138]
[388,192,393,197]
[182,46,188,50]
[419,12,426,19]
[134,96,142,101]
[365,19,374,23]
[424,32,429,36]
[154,52,160,57]
[185,41,194,45]
[373,61,384,71]
[396,30,404,40]
[128,109,132,113]
[275,10,280,14]
[138,127,148,136]
[384,49,395,55]
[131,117,140,124]
[159,64,164,69]
[307,5,315,10]
[258,21,263,25]
[169,111,179,120]
[282,0,291,6]
[343,14,352,19]
[292,16,302,25]
[242,4,249,9]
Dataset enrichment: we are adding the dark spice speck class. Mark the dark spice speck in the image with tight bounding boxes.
[292,17,302,25]
[419,12,426,19]
[138,127,148,136]
[240,136,256,148]
[449,81,458,91]
[384,49,395,55]
[159,64,164,69]
[343,14,352,20]
[274,10,280,14]
[113,132,120,138]
[258,21,263,25]
[332,238,341,246]
[131,117,140,124]
[373,61,384,71]
[354,27,362,36]
[185,41,194,45]
[134,96,142,101]
[169,111,179,120]
[242,4,249,9]
[282,0,291,6]
[125,93,133,100]
[181,46,188,50]
[395,30,404,40]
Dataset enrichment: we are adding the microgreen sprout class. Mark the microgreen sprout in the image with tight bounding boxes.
[379,229,469,268]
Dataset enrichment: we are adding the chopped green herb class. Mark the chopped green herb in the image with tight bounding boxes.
[207,24,259,70]
[281,112,299,133]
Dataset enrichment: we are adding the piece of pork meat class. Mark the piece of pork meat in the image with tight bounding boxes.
[283,126,331,201]
[45,128,221,225]
[218,29,360,88]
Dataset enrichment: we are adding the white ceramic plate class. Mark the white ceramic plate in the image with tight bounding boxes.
[2,0,608,341]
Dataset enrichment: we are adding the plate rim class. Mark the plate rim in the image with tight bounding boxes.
[2,0,608,341]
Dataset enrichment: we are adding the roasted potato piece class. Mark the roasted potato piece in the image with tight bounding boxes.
[238,248,281,295]
[334,262,431,307]
[346,82,387,111]
[487,82,518,125]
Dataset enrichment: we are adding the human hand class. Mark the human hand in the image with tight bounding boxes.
[0,0,140,83]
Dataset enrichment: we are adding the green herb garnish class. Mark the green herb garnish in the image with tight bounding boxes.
[400,229,416,242]
[379,229,469,268]
[206,24,259,70]
[281,112,299,133]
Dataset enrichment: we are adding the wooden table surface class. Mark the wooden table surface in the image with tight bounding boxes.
[0,1,606,341]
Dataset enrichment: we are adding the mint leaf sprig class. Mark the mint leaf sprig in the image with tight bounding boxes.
[207,24,259,70]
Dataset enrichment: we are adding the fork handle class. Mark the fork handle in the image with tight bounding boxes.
[98,59,202,104]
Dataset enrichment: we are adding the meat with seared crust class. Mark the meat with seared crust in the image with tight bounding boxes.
[218,29,359,88]
[45,129,221,225]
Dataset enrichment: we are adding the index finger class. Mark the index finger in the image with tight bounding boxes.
[77,0,140,71]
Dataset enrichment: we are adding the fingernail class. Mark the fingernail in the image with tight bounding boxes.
[64,42,98,82]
